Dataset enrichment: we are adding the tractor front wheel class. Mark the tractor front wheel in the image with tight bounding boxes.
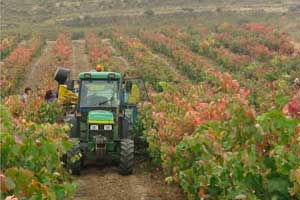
[119,139,134,175]
[67,144,81,175]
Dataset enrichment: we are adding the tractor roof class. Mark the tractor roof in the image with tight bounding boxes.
[79,71,122,80]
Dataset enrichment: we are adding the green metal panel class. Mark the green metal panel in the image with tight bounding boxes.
[87,140,96,161]
[88,110,114,124]
[106,141,114,152]
[79,71,121,80]
[80,122,88,140]
[113,125,118,140]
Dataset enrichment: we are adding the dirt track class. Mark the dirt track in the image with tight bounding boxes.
[21,39,90,92]
[74,167,148,200]
[73,162,183,200]
[22,41,55,90]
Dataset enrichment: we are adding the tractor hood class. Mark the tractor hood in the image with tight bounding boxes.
[88,110,114,124]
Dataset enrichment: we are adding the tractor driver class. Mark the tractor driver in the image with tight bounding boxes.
[80,82,117,107]
[80,65,118,107]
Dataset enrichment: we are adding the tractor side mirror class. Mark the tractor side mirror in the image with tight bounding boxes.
[67,80,74,91]
[125,81,133,93]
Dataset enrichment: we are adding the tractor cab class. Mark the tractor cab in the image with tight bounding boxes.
[76,71,134,140]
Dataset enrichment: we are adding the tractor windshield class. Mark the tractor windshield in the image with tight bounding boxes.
[79,80,119,108]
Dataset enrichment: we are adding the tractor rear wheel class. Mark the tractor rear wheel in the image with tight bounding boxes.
[119,139,134,175]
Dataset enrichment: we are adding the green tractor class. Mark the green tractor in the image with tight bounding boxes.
[54,67,145,175]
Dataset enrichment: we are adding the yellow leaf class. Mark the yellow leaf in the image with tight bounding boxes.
[295,169,300,183]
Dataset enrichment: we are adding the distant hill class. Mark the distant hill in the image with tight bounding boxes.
[1,0,300,38]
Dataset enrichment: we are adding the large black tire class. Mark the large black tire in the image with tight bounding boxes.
[54,67,70,84]
[67,144,81,175]
[64,114,78,138]
[119,139,134,175]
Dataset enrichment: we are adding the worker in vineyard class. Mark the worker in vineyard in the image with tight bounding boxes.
[20,87,32,103]
[44,89,57,103]
[127,83,140,105]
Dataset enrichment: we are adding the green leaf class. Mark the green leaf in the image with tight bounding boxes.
[5,177,16,190]
[266,175,290,196]
[275,94,289,109]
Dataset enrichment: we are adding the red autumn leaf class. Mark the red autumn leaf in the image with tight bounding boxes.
[198,188,205,197]
[288,99,300,117]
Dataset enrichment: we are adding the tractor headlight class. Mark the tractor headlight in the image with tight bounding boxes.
[103,125,113,131]
[90,124,99,131]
